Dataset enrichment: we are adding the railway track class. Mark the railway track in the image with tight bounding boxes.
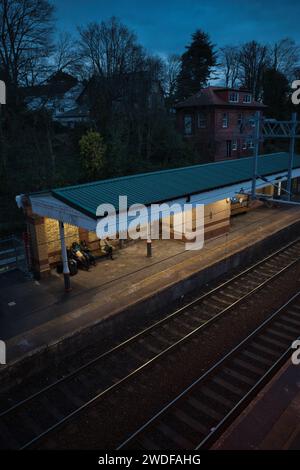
[1,237,300,449]
[118,291,300,450]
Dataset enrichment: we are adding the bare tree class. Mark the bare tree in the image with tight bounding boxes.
[163,54,181,98]
[52,32,82,77]
[219,45,240,88]
[238,41,268,100]
[78,16,145,78]
[0,0,55,91]
[21,52,50,87]
[270,38,300,80]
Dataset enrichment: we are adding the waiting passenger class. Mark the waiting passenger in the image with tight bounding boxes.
[104,239,114,260]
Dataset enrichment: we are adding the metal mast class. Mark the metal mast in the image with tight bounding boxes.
[250,113,300,201]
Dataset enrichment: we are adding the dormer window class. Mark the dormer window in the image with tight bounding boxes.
[229,92,239,103]
[243,94,252,103]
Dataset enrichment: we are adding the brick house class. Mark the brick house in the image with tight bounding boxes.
[175,86,266,162]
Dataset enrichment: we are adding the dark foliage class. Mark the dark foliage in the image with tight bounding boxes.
[176,30,217,100]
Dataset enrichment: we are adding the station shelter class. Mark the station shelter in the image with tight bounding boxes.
[16,152,300,283]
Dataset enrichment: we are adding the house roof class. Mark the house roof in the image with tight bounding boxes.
[55,104,89,119]
[22,73,78,100]
[50,152,300,219]
[175,86,267,109]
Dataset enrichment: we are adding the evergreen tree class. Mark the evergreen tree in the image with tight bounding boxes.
[262,68,290,119]
[177,30,217,100]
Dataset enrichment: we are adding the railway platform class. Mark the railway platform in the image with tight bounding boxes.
[212,359,300,450]
[1,204,300,372]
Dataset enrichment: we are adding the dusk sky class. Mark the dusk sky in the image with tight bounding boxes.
[52,0,300,57]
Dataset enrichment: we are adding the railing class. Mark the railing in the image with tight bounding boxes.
[0,236,27,274]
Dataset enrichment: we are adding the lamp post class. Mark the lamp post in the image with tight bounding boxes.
[287,112,297,201]
[251,111,261,200]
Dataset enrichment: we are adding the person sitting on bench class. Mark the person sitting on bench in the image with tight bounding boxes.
[104,239,114,260]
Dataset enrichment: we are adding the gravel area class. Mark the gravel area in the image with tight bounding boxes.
[34,262,300,449]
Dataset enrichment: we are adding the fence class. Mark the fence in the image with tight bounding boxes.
[0,236,28,274]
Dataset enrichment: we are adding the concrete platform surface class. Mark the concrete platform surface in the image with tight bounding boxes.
[1,205,300,367]
[212,359,300,450]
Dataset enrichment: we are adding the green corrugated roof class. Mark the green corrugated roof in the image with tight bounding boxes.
[52,152,300,219]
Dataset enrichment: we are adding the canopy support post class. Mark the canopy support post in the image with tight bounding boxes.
[147,223,152,257]
[59,221,71,292]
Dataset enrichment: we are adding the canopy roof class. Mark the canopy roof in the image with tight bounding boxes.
[50,152,300,219]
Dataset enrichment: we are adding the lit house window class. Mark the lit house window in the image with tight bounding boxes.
[197,112,207,128]
[232,140,238,151]
[229,92,239,103]
[243,94,252,103]
[184,115,193,135]
[222,113,229,128]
